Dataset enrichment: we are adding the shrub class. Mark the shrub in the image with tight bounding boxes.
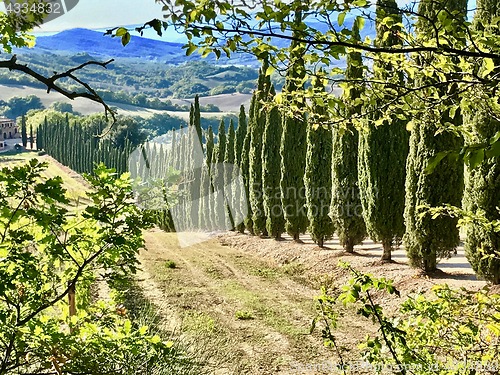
[313,263,500,374]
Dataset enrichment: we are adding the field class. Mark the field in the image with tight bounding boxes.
[0,152,89,206]
[0,84,248,118]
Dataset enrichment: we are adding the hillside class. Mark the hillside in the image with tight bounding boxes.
[21,28,259,66]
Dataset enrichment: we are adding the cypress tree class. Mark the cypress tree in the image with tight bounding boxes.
[208,144,220,230]
[249,62,271,236]
[200,126,215,230]
[280,11,309,241]
[262,89,285,240]
[29,125,33,149]
[36,119,44,151]
[194,95,202,146]
[206,125,214,171]
[224,120,236,229]
[404,0,467,272]
[187,103,203,229]
[331,20,367,252]
[234,105,247,167]
[199,163,211,230]
[305,76,334,247]
[242,97,254,234]
[464,0,500,284]
[358,0,409,261]
[234,105,248,233]
[213,121,227,229]
[21,115,27,147]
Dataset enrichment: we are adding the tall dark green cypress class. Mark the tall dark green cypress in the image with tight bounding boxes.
[194,95,202,146]
[234,105,247,167]
[464,0,500,284]
[29,125,33,150]
[199,163,211,230]
[404,0,466,272]
[206,125,214,171]
[187,100,203,229]
[280,11,309,241]
[242,97,254,234]
[224,120,236,230]
[249,62,271,236]
[200,126,215,230]
[331,20,367,252]
[214,120,227,228]
[358,0,409,261]
[208,144,220,230]
[234,105,248,233]
[21,115,27,147]
[305,76,334,248]
[262,87,285,240]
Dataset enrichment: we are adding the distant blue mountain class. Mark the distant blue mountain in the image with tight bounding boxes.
[19,18,376,66]
[28,28,198,62]
[21,28,258,66]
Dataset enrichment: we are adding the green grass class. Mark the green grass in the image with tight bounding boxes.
[165,260,177,269]
[221,280,308,337]
[0,153,90,209]
[182,311,217,334]
[235,310,254,320]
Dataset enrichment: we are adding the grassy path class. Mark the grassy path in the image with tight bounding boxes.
[137,229,336,374]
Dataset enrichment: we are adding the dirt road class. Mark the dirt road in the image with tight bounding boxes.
[137,229,342,374]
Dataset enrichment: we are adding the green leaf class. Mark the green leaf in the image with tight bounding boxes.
[468,149,485,169]
[486,141,500,158]
[265,65,275,76]
[185,43,197,56]
[356,16,365,31]
[121,32,131,46]
[424,151,449,174]
[338,12,346,27]
[483,58,495,77]
[115,27,128,37]
[490,131,500,144]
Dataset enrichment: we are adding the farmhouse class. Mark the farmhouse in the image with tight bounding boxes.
[0,118,21,150]
[0,118,20,140]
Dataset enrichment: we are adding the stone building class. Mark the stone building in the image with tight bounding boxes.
[0,118,21,151]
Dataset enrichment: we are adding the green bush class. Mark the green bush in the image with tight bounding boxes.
[314,263,500,374]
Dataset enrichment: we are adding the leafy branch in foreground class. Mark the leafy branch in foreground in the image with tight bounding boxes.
[107,0,500,126]
[313,263,500,374]
[0,160,186,374]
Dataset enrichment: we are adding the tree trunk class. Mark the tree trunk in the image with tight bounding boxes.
[318,238,324,248]
[345,238,354,253]
[423,256,437,274]
[381,239,392,261]
[293,233,300,242]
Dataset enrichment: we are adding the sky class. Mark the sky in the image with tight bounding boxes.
[0,0,165,32]
[0,0,477,38]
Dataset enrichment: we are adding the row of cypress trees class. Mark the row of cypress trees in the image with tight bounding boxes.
[36,115,131,175]
[35,0,499,283]
[171,0,499,284]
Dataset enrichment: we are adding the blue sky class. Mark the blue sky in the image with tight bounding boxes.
[0,0,477,39]
[0,0,165,32]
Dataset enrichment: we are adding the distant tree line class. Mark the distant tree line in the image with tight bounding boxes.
[36,115,133,175]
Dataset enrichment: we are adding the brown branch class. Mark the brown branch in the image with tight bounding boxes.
[0,55,116,123]
[192,24,500,60]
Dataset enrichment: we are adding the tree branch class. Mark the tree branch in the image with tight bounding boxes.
[0,55,116,122]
